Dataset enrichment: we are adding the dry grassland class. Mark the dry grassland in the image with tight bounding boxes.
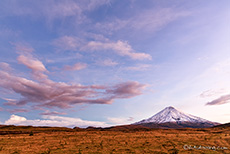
[0,127,229,154]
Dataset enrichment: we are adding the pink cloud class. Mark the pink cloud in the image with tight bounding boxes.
[52,36,83,51]
[4,0,110,21]
[0,57,147,110]
[2,1,82,24]
[95,8,190,35]
[64,63,87,71]
[0,69,146,109]
[129,8,190,33]
[90,85,106,89]
[107,81,147,99]
[206,94,230,105]
[0,48,147,110]
[98,59,118,66]
[86,0,110,11]
[53,36,151,60]
[126,64,151,71]
[16,53,49,82]
[17,54,47,72]
[7,109,29,113]
[13,42,34,53]
[40,111,66,116]
[200,89,227,98]
[0,70,103,109]
[84,40,152,60]
[0,62,12,71]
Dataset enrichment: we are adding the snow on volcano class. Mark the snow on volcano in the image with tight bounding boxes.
[135,106,213,124]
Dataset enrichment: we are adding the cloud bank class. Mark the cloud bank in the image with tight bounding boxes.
[4,115,109,128]
[3,114,134,128]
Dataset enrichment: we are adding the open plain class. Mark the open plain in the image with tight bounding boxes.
[0,125,229,154]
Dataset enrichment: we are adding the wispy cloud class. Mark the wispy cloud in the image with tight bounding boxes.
[126,64,151,71]
[200,89,227,98]
[13,42,34,53]
[97,59,118,66]
[45,53,83,64]
[129,8,190,33]
[84,0,111,11]
[52,36,83,51]
[17,53,48,81]
[53,36,152,60]
[106,81,147,99]
[4,114,109,128]
[17,54,47,72]
[1,1,80,20]
[83,40,152,60]
[7,109,29,113]
[1,0,110,24]
[39,111,66,116]
[206,94,230,105]
[0,62,12,71]
[63,63,87,71]
[95,8,190,35]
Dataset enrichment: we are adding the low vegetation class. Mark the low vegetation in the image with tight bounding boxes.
[0,125,229,153]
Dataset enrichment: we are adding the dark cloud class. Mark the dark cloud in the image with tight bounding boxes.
[206,94,230,105]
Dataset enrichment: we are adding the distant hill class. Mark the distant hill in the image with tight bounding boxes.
[0,122,228,134]
[0,125,74,135]
[213,122,230,128]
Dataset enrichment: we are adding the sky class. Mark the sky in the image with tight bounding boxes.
[0,0,230,128]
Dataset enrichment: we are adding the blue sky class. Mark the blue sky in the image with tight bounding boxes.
[0,0,230,127]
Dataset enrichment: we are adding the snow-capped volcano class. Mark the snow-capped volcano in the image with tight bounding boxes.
[135,106,218,127]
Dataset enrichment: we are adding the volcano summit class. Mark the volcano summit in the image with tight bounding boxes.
[134,106,219,128]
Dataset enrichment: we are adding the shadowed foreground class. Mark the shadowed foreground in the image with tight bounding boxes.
[0,126,229,154]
